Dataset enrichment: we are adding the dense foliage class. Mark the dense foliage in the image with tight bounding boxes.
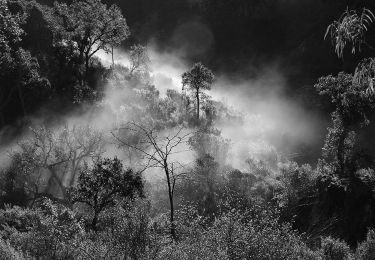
[2,0,375,259]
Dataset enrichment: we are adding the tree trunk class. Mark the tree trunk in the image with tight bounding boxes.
[0,112,5,127]
[337,127,349,177]
[17,84,26,117]
[165,164,176,239]
[168,188,176,239]
[111,46,114,67]
[92,211,99,231]
[196,89,200,121]
[85,54,90,82]
[78,47,85,85]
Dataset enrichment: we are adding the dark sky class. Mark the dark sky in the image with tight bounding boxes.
[108,0,375,74]
[44,0,375,81]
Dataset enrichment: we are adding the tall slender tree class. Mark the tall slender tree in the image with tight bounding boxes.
[182,62,214,121]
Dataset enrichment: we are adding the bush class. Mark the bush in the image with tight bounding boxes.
[277,162,317,209]
[321,237,353,260]
[356,229,375,260]
[0,238,25,260]
[0,199,83,258]
[75,199,165,259]
[71,157,144,230]
[158,206,321,260]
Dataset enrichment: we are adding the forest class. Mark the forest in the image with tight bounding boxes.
[2,0,375,259]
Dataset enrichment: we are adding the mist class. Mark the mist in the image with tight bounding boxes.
[0,42,325,175]
[65,41,322,174]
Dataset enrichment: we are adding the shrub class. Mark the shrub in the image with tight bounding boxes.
[75,199,165,259]
[321,237,353,260]
[158,205,321,260]
[71,157,144,230]
[356,229,375,260]
[0,237,25,260]
[0,199,83,258]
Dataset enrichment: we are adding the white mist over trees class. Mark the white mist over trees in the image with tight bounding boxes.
[2,0,375,259]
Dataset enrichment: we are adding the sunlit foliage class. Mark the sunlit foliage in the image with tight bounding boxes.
[325,8,375,58]
[44,0,129,76]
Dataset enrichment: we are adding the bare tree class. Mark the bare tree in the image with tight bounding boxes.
[112,122,191,239]
[12,125,104,204]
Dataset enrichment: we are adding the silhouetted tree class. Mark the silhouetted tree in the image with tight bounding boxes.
[0,0,49,124]
[71,157,143,230]
[182,62,214,121]
[112,122,191,239]
[315,72,375,178]
[307,8,375,244]
[0,165,28,208]
[44,0,130,82]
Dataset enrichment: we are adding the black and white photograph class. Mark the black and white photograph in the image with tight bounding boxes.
[1,0,375,259]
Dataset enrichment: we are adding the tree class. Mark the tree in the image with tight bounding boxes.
[356,229,375,259]
[325,7,375,96]
[112,122,192,239]
[44,0,130,82]
[313,72,375,244]
[71,157,144,230]
[0,162,29,208]
[0,0,50,124]
[0,199,83,259]
[0,0,24,64]
[307,7,375,244]
[10,125,104,203]
[323,7,375,183]
[315,72,375,177]
[182,62,214,121]
[129,44,150,75]
[276,162,317,229]
[188,127,230,164]
[180,154,221,217]
[320,237,353,260]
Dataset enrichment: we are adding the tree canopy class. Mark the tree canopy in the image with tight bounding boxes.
[44,0,130,81]
[182,62,214,121]
[71,157,144,230]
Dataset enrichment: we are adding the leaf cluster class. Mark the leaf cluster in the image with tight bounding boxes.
[325,8,375,58]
